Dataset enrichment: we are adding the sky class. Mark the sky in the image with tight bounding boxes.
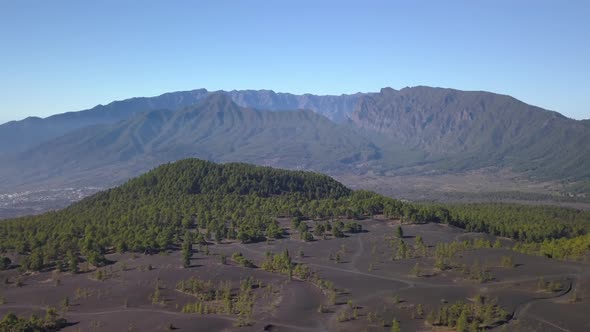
[1,0,589,124]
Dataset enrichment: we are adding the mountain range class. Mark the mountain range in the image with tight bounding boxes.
[351,87,590,180]
[1,93,379,190]
[0,89,362,156]
[1,86,588,198]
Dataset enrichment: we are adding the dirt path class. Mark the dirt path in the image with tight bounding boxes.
[0,304,321,331]
[525,313,572,332]
[235,241,584,290]
[230,240,589,332]
[235,242,419,287]
[513,278,573,319]
[502,275,576,332]
[306,262,419,286]
[349,234,364,272]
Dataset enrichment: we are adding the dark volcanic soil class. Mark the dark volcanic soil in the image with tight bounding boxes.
[1,218,588,331]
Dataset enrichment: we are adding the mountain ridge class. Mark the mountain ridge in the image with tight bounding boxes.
[1,86,588,199]
[0,94,380,192]
[0,88,364,155]
[350,86,590,180]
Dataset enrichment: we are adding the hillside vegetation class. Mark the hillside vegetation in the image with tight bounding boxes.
[1,159,589,274]
[352,87,590,180]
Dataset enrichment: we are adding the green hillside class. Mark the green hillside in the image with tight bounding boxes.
[2,159,590,274]
[352,87,590,181]
[0,159,355,271]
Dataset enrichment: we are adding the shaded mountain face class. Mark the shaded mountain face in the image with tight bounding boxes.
[0,89,363,156]
[0,94,378,191]
[1,86,588,197]
[0,89,211,155]
[226,90,362,123]
[351,87,590,180]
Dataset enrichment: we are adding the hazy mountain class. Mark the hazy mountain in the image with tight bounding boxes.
[351,86,590,180]
[0,89,210,155]
[0,89,363,156]
[1,86,589,198]
[0,94,378,191]
[226,90,363,123]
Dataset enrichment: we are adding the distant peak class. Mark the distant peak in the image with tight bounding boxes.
[379,87,397,94]
[24,116,43,121]
[180,92,243,116]
[201,92,237,106]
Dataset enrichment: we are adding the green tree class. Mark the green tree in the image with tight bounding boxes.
[29,249,44,271]
[415,304,424,318]
[61,296,70,312]
[332,226,345,238]
[500,255,514,268]
[301,231,314,242]
[396,225,404,238]
[397,240,408,259]
[67,251,79,273]
[182,231,193,268]
[0,257,11,271]
[411,263,421,277]
[87,250,104,267]
[456,309,468,332]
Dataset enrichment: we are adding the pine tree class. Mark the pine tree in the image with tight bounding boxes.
[416,304,424,318]
[411,263,421,277]
[391,318,401,332]
[182,231,193,268]
[67,251,78,274]
[397,240,408,259]
[457,309,468,332]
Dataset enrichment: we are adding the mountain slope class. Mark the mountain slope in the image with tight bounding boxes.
[0,158,354,255]
[351,86,590,180]
[0,89,363,156]
[226,89,362,122]
[0,94,378,191]
[0,89,210,155]
[1,86,589,199]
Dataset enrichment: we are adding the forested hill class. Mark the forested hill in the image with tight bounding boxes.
[0,159,356,269]
[98,159,351,201]
[1,159,589,273]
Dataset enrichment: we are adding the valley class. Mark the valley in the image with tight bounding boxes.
[338,170,590,209]
[0,188,103,220]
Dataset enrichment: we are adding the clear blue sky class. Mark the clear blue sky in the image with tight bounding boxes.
[1,0,589,124]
